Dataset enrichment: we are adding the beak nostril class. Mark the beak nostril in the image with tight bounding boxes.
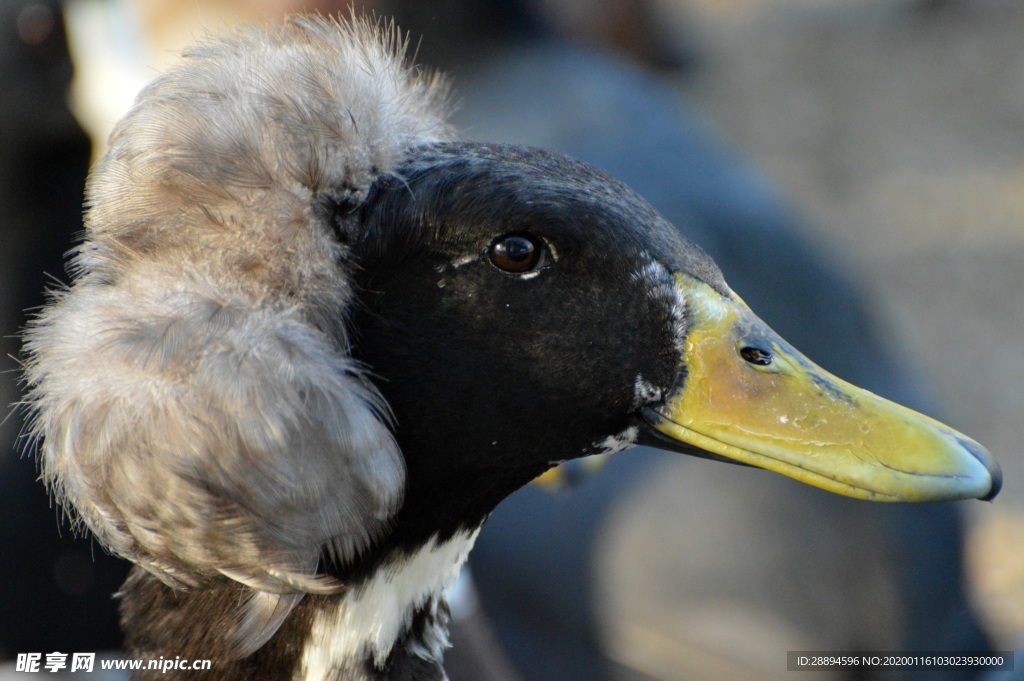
[740,346,773,366]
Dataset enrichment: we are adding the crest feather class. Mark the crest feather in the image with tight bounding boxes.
[22,14,452,656]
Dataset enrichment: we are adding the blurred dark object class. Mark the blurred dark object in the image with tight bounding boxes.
[0,0,128,659]
[376,0,695,72]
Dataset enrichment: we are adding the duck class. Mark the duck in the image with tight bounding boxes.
[20,15,1000,681]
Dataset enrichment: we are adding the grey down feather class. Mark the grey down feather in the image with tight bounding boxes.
[21,15,454,654]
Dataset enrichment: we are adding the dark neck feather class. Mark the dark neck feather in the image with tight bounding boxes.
[120,569,314,680]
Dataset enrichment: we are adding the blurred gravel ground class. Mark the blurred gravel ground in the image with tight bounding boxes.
[669,0,1024,646]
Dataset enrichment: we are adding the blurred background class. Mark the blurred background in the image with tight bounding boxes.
[1,0,1021,679]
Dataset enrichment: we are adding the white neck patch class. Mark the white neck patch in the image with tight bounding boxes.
[300,529,480,680]
[590,425,640,456]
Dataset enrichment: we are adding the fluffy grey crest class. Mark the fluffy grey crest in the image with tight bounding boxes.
[21,15,454,654]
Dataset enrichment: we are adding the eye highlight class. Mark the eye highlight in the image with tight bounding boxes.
[488,233,544,273]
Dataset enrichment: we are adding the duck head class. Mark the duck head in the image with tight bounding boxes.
[351,141,998,549]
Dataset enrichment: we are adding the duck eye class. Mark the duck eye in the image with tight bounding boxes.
[489,233,543,273]
[740,346,773,366]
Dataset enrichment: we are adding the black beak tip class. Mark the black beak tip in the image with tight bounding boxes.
[958,436,1002,501]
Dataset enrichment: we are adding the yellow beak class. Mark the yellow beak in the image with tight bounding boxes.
[641,276,1000,502]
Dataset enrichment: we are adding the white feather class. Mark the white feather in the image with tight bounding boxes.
[301,530,480,680]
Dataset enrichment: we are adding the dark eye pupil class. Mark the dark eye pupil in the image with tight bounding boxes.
[499,236,533,262]
[740,346,773,366]
[490,234,541,273]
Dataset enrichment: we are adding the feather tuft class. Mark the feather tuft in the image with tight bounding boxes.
[21,14,453,656]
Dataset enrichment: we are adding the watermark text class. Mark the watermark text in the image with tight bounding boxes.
[16,652,212,674]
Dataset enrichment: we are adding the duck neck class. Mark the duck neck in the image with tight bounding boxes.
[298,528,480,681]
[281,457,546,680]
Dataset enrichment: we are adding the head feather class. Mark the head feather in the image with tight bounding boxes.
[21,14,453,656]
